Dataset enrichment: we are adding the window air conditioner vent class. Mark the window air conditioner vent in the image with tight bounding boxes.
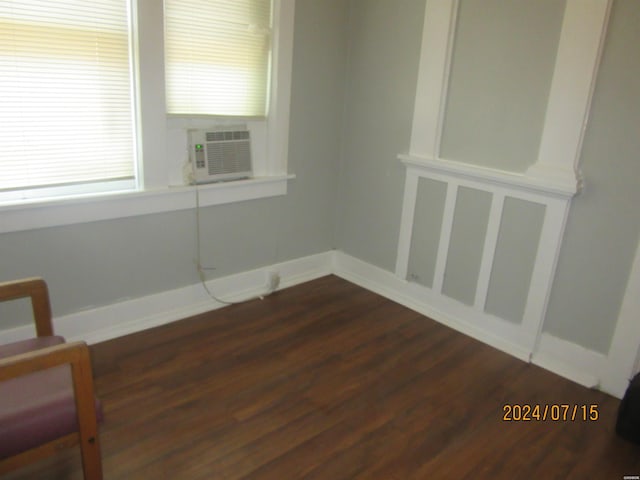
[189,128,253,184]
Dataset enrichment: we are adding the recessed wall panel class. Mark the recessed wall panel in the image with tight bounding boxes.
[407,178,447,287]
[442,186,492,305]
[485,197,546,324]
[440,0,566,172]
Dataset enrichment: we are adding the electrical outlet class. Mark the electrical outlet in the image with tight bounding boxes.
[267,271,280,292]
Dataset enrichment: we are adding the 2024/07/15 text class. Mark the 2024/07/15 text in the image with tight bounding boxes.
[502,404,599,422]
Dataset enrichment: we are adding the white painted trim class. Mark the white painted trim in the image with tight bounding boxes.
[134,0,169,190]
[335,251,614,397]
[395,173,420,279]
[523,197,572,353]
[334,251,532,362]
[0,251,332,346]
[395,153,576,375]
[527,0,612,188]
[396,0,614,397]
[0,175,294,234]
[267,0,295,176]
[400,154,578,198]
[474,193,505,311]
[432,181,458,294]
[1,249,617,397]
[409,0,459,158]
[1,0,296,233]
[532,332,605,390]
[602,237,640,399]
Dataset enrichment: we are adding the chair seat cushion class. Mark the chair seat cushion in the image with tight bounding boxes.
[0,336,66,359]
[0,337,103,459]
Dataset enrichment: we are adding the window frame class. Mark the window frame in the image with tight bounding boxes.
[0,0,139,203]
[0,0,295,234]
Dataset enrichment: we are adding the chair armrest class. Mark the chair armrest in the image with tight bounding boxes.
[0,277,53,337]
[0,341,90,381]
[0,341,103,478]
[0,342,100,436]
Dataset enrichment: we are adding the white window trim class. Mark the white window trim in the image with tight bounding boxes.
[0,175,294,234]
[0,0,295,234]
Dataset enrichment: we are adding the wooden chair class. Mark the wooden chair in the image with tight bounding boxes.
[0,278,103,479]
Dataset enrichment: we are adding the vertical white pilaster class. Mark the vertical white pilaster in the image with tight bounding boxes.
[602,238,640,396]
[523,197,572,350]
[395,170,420,279]
[409,0,459,159]
[474,192,505,311]
[527,0,612,191]
[432,182,458,294]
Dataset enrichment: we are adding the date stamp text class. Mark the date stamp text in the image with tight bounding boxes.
[502,404,599,422]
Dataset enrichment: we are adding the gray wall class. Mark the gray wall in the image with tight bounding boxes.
[441,0,565,171]
[544,0,640,352]
[335,0,426,272]
[0,0,349,327]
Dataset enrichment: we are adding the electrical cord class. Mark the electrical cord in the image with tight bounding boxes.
[191,161,277,306]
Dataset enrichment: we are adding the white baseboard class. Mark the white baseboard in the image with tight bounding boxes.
[332,251,532,362]
[332,251,620,397]
[0,249,622,398]
[600,367,632,400]
[0,251,333,346]
[531,332,605,390]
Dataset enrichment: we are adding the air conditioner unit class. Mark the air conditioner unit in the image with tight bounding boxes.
[188,128,253,184]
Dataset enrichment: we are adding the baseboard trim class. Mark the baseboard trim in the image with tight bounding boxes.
[332,251,617,397]
[0,249,619,398]
[0,251,333,346]
[332,251,532,362]
[531,332,605,390]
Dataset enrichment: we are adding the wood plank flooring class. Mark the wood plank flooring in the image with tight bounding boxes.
[4,275,640,479]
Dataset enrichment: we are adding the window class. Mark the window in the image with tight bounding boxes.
[164,0,272,117]
[0,0,137,203]
[0,0,294,234]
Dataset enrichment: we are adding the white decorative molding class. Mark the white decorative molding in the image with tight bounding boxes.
[334,251,532,362]
[431,180,458,294]
[394,172,420,279]
[522,197,572,356]
[409,0,459,158]
[395,155,575,358]
[0,175,294,234]
[0,251,331,346]
[532,332,605,391]
[397,0,611,386]
[526,0,613,188]
[267,0,296,175]
[602,237,640,399]
[396,0,460,280]
[136,0,296,188]
[474,192,505,311]
[336,251,615,397]
[400,155,578,198]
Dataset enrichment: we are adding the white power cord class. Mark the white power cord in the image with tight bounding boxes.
[192,166,278,306]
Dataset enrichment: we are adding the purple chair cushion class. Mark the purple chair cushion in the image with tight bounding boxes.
[0,336,66,359]
[0,337,103,459]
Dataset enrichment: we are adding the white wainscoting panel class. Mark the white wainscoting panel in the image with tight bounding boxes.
[396,155,576,359]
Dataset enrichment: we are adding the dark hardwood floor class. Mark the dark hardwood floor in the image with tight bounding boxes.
[5,275,640,479]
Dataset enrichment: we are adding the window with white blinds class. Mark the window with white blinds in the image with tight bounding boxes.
[0,0,136,201]
[164,0,272,117]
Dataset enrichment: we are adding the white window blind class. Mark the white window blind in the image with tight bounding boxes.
[164,0,272,117]
[0,0,135,199]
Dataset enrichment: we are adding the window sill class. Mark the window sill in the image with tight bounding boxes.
[0,175,295,234]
